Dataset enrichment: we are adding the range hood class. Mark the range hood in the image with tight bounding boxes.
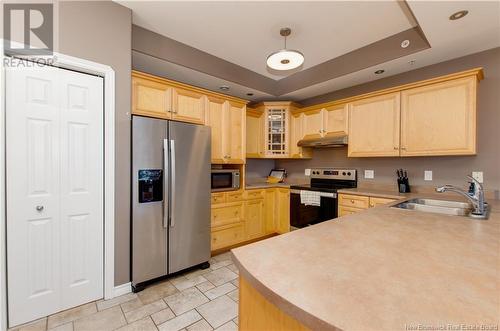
[297,135,348,148]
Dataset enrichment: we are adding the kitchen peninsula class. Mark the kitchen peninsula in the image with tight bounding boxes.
[232,197,500,331]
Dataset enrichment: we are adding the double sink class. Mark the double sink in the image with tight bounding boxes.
[392,198,488,219]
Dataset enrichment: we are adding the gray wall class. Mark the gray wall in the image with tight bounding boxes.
[275,48,500,195]
[58,1,132,286]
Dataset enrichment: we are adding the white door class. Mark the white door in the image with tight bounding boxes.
[6,65,104,326]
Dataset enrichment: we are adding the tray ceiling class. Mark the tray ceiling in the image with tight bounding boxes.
[118,1,500,101]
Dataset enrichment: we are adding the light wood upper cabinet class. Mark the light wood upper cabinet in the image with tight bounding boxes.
[289,112,312,159]
[246,108,264,158]
[302,108,323,140]
[400,77,477,156]
[171,87,205,124]
[207,96,225,163]
[348,93,401,157]
[226,101,246,164]
[323,104,348,137]
[132,75,172,118]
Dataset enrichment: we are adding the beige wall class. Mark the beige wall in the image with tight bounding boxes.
[275,48,500,196]
[58,1,132,286]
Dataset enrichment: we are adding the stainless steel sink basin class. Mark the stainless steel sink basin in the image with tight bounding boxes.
[392,198,472,216]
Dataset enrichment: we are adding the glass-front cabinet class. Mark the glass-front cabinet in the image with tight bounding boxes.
[266,107,288,156]
[246,102,311,159]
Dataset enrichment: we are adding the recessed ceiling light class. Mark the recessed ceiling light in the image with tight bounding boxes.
[449,10,468,20]
[267,28,305,71]
[401,39,410,48]
[375,69,385,75]
[246,93,254,96]
[219,85,230,91]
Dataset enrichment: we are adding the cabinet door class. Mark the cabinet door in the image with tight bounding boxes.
[301,108,323,140]
[264,189,276,234]
[289,112,312,159]
[323,104,348,137]
[245,199,265,240]
[207,96,225,163]
[132,75,172,118]
[265,108,288,156]
[400,77,476,156]
[348,93,401,157]
[276,188,290,234]
[246,110,264,158]
[226,102,246,164]
[172,87,206,124]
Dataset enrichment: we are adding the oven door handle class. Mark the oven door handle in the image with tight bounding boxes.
[290,189,337,198]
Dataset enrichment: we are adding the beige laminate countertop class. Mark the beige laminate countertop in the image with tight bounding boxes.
[231,197,500,331]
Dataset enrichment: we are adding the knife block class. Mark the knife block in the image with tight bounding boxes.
[398,178,411,193]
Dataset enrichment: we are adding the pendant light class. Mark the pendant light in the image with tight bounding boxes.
[266,27,304,71]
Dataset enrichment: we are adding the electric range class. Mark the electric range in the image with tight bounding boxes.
[290,168,357,228]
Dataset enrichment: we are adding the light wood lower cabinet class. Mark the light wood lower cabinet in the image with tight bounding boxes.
[211,188,290,251]
[245,199,265,240]
[276,188,290,234]
[211,223,245,251]
[338,193,397,217]
[239,275,308,331]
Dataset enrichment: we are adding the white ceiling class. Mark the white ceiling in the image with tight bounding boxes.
[120,0,414,79]
[121,1,500,101]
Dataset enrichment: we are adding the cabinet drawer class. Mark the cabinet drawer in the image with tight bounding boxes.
[338,194,369,209]
[338,205,364,217]
[245,189,265,200]
[369,197,397,208]
[211,203,243,228]
[226,191,244,202]
[211,223,245,250]
[211,193,226,205]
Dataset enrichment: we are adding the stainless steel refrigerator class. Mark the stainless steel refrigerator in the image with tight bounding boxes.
[132,116,211,291]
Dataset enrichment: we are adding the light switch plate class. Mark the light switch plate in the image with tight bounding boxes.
[305,168,311,176]
[364,170,374,179]
[472,171,483,183]
[424,170,433,181]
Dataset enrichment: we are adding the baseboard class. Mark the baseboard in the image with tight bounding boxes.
[113,282,132,297]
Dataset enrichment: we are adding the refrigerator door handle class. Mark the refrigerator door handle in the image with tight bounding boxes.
[170,139,176,228]
[163,139,169,228]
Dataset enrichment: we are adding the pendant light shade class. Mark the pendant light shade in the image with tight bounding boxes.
[267,28,304,71]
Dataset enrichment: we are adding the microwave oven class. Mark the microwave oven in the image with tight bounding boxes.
[211,169,240,192]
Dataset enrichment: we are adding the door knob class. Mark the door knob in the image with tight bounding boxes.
[36,205,44,212]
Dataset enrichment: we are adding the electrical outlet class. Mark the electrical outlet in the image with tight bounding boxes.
[305,168,311,176]
[424,170,433,181]
[364,170,374,179]
[472,171,483,183]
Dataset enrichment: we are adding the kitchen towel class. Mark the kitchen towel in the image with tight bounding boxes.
[300,190,321,206]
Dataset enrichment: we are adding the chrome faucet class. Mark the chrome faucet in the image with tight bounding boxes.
[436,175,487,218]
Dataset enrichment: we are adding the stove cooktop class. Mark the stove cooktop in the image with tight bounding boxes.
[291,168,357,193]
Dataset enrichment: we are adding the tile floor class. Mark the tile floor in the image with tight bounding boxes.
[10,252,239,331]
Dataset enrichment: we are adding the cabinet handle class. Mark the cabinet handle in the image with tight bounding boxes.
[350,200,355,203]
[393,147,399,150]
[401,147,407,151]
